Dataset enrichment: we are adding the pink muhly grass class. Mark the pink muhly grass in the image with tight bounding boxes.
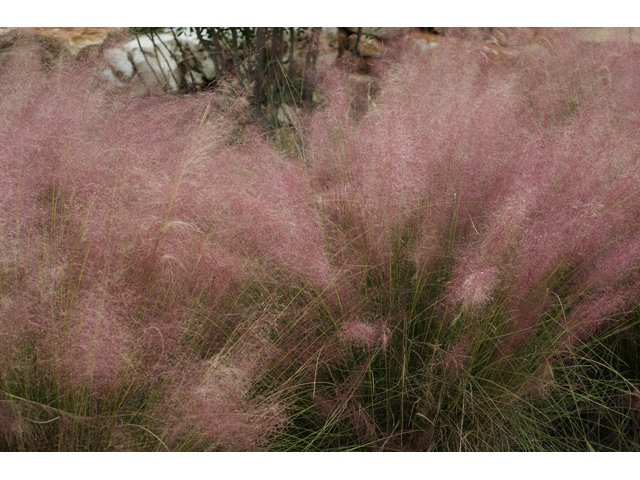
[152,321,288,451]
[302,30,640,359]
[305,30,640,447]
[4,28,640,450]
[436,33,640,350]
[0,46,305,448]
[52,288,136,393]
[2,46,337,300]
[340,318,391,351]
[448,266,501,310]
[575,238,640,294]
[315,390,378,442]
[308,42,523,292]
[497,294,553,355]
[0,297,23,375]
[442,338,471,377]
[188,125,336,290]
[0,400,33,449]
[562,279,640,350]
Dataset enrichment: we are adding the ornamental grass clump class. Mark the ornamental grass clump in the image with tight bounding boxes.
[287,28,640,451]
[0,41,326,451]
[2,28,640,451]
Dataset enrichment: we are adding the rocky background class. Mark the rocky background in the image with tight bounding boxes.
[2,27,637,83]
[1,27,639,124]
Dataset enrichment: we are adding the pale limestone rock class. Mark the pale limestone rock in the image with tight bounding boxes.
[413,38,438,54]
[101,48,133,89]
[275,103,303,128]
[124,33,181,93]
[0,27,126,57]
[100,28,341,95]
[276,105,290,126]
[181,34,217,81]
[102,30,221,94]
[320,27,340,49]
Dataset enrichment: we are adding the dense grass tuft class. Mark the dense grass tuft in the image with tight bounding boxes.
[1,28,640,451]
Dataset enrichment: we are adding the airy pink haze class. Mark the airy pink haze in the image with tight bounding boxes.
[2,28,640,449]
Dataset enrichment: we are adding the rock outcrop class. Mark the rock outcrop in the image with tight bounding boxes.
[0,27,126,58]
[15,27,636,98]
[102,31,219,95]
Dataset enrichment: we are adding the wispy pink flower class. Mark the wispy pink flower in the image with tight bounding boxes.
[451,266,500,309]
[340,318,391,351]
